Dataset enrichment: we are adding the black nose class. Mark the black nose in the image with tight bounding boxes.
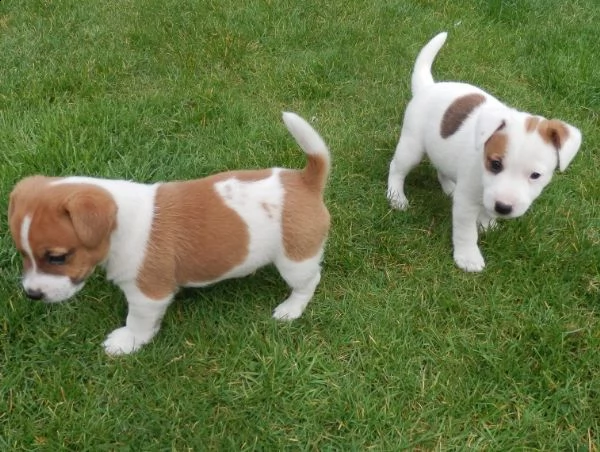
[494,201,513,215]
[25,288,45,300]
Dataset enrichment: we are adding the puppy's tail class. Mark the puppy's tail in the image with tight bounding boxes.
[411,32,447,96]
[282,112,330,194]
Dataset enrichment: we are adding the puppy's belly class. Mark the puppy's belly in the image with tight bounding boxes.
[181,250,275,288]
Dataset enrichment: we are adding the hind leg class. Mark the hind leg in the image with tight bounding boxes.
[387,133,425,210]
[273,250,323,321]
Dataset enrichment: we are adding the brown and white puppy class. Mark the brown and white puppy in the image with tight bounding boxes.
[8,112,330,355]
[387,32,582,272]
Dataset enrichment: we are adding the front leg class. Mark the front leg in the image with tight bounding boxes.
[452,194,485,272]
[103,284,173,355]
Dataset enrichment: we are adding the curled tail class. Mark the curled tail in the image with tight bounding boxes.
[411,32,447,96]
[282,112,330,193]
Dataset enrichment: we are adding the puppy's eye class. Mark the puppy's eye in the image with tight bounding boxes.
[46,253,68,265]
[489,159,503,174]
[530,172,541,180]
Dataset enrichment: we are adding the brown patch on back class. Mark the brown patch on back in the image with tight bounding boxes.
[280,170,330,262]
[483,130,508,172]
[8,177,117,284]
[525,116,541,133]
[136,169,271,300]
[441,93,487,138]
[538,119,570,150]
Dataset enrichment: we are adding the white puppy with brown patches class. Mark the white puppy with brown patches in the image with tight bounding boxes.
[387,32,582,272]
[9,112,330,355]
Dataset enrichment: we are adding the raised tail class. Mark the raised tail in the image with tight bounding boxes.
[411,32,447,96]
[282,112,330,193]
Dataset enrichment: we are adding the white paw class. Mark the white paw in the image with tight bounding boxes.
[387,189,409,210]
[454,248,486,272]
[273,301,305,321]
[102,327,153,355]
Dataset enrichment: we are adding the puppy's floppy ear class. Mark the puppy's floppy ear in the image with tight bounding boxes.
[538,120,582,172]
[64,187,117,248]
[475,107,507,151]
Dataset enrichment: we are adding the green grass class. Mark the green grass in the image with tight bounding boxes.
[1,0,599,449]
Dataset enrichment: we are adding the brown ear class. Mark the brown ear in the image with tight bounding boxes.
[64,187,117,248]
[539,120,569,149]
[538,119,582,171]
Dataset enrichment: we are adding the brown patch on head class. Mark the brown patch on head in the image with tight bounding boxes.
[483,122,508,173]
[9,177,117,283]
[538,119,570,150]
[135,170,272,300]
[280,170,330,262]
[441,93,487,138]
[525,116,541,133]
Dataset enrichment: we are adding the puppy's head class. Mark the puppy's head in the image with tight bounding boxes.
[476,108,582,218]
[8,176,117,302]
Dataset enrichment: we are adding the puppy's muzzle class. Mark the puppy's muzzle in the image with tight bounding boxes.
[494,201,513,215]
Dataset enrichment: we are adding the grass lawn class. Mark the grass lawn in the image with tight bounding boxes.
[1,0,599,449]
